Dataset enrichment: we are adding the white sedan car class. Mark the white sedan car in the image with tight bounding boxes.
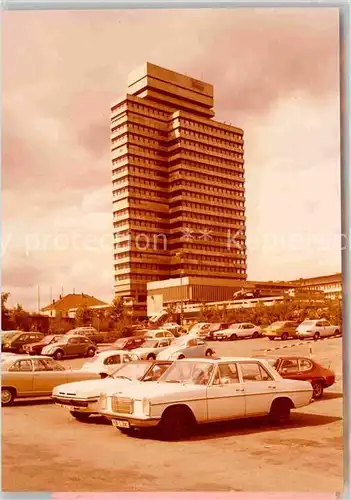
[132,338,173,360]
[296,319,341,340]
[52,360,172,421]
[79,350,139,377]
[213,323,262,341]
[99,357,313,440]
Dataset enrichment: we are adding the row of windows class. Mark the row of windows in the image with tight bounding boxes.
[172,149,244,168]
[173,203,245,217]
[171,192,245,207]
[180,118,242,140]
[115,273,162,282]
[178,140,243,159]
[176,215,245,227]
[129,123,168,138]
[177,163,244,181]
[181,129,244,150]
[181,243,245,255]
[129,134,164,148]
[171,181,244,197]
[129,102,170,119]
[110,123,128,135]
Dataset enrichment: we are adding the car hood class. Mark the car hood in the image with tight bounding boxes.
[107,382,205,402]
[53,378,131,397]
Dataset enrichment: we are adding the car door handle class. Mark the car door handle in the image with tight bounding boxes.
[268,385,276,389]
[235,388,245,392]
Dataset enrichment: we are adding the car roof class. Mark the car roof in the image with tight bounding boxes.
[2,354,56,362]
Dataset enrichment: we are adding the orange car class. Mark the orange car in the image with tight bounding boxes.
[261,355,335,399]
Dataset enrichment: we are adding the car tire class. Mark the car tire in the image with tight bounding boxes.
[334,329,340,336]
[54,350,64,360]
[269,399,292,425]
[205,349,213,357]
[70,411,91,422]
[312,380,324,399]
[313,332,320,341]
[159,406,195,441]
[87,347,95,357]
[178,354,185,359]
[230,334,238,341]
[1,387,15,406]
[252,332,259,339]
[281,332,289,341]
[99,373,108,379]
[147,354,156,360]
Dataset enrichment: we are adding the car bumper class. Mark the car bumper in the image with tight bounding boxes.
[296,332,313,339]
[101,412,161,428]
[53,397,99,413]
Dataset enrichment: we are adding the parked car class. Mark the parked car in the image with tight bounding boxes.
[262,321,299,341]
[259,355,336,399]
[1,330,22,349]
[156,336,214,361]
[2,331,45,353]
[79,350,139,377]
[144,329,175,339]
[23,334,64,355]
[52,360,172,421]
[99,357,313,439]
[198,323,231,340]
[65,326,103,344]
[187,323,211,337]
[162,323,183,337]
[213,323,262,341]
[296,319,341,340]
[1,355,100,406]
[41,335,97,360]
[98,335,146,353]
[131,338,173,360]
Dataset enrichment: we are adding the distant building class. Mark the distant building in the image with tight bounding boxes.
[292,272,342,300]
[41,293,108,318]
[112,62,246,319]
[146,273,342,317]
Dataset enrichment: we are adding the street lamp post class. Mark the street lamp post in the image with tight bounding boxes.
[176,251,184,326]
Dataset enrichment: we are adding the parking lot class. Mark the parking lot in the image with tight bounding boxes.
[2,336,343,492]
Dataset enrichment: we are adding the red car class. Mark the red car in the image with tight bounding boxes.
[98,335,146,353]
[262,355,336,399]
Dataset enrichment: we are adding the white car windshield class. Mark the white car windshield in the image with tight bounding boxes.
[111,362,150,380]
[301,320,316,326]
[171,337,189,347]
[159,361,214,385]
[229,324,240,328]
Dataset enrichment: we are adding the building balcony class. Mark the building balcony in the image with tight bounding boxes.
[169,205,246,220]
[168,186,245,202]
[169,194,244,209]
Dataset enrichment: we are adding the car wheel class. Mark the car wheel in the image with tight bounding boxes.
[312,380,324,399]
[178,354,185,359]
[269,399,292,425]
[87,347,95,357]
[159,406,195,441]
[54,350,64,360]
[205,349,213,357]
[313,332,320,341]
[252,332,259,339]
[281,332,289,341]
[99,373,108,379]
[230,334,238,341]
[147,353,156,360]
[334,329,340,336]
[1,387,15,406]
[70,411,91,422]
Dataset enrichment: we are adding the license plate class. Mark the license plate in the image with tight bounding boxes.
[112,419,130,429]
[57,404,81,411]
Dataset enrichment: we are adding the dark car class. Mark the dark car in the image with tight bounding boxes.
[65,327,103,344]
[23,334,64,355]
[262,355,336,399]
[98,336,146,353]
[41,335,97,360]
[199,323,231,341]
[2,331,45,353]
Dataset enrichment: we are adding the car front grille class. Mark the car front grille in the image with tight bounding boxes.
[111,396,134,414]
[54,397,91,408]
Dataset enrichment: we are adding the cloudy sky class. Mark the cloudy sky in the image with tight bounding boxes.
[2,8,341,311]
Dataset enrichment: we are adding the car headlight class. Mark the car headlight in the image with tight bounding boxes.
[98,393,107,410]
[142,398,151,416]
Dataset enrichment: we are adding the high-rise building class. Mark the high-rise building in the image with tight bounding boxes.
[111,62,246,318]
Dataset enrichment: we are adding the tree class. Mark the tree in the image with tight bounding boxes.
[10,304,31,331]
[75,304,93,327]
[1,292,13,330]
